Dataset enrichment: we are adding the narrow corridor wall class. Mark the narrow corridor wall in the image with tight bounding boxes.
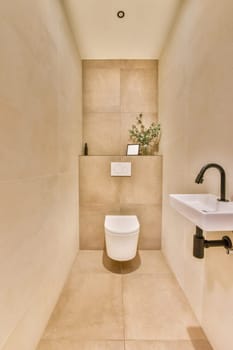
[0,1,82,349]
[159,1,233,349]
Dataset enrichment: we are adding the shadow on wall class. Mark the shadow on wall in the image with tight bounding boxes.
[187,327,213,350]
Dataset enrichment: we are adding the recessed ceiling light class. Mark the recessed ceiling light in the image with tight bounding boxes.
[117,10,125,19]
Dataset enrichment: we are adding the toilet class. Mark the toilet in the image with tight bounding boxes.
[104,215,140,261]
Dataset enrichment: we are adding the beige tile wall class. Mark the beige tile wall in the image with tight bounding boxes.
[79,156,162,249]
[159,1,233,350]
[83,60,158,155]
[0,1,82,349]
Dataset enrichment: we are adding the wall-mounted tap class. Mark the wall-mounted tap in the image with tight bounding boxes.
[195,163,228,202]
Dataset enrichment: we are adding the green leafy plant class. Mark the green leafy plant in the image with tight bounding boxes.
[128,113,161,154]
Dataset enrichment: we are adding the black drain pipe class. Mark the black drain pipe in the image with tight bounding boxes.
[193,226,232,258]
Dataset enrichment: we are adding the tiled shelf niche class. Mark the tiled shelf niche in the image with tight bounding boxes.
[83,59,158,156]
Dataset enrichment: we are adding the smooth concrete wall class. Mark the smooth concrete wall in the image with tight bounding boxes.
[0,1,82,349]
[159,1,233,349]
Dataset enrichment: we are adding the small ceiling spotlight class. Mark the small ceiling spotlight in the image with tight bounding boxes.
[117,10,125,19]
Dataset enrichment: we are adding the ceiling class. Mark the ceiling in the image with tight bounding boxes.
[63,0,181,59]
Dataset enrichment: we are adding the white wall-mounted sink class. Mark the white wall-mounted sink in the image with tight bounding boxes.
[169,194,233,231]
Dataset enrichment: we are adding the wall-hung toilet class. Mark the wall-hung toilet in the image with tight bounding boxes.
[104,215,140,261]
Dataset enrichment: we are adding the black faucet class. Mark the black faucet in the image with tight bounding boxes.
[195,163,228,202]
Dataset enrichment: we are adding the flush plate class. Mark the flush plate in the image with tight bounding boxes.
[170,193,233,231]
[111,162,131,176]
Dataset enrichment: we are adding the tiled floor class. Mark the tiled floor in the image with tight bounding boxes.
[37,251,213,350]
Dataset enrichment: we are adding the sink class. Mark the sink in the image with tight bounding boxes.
[169,194,233,231]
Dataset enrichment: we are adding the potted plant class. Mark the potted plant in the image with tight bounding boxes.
[128,113,161,155]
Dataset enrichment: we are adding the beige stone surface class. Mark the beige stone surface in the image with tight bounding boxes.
[120,156,162,205]
[37,251,212,349]
[83,60,122,69]
[125,340,213,350]
[122,250,171,275]
[83,113,121,155]
[37,340,124,350]
[67,250,111,275]
[159,1,233,349]
[1,248,77,350]
[42,273,124,340]
[121,60,158,69]
[80,204,120,249]
[0,173,78,345]
[121,68,157,113]
[0,1,82,349]
[82,60,158,155]
[83,68,120,113]
[83,60,157,70]
[79,156,121,205]
[120,204,161,249]
[123,273,205,340]
[79,156,162,249]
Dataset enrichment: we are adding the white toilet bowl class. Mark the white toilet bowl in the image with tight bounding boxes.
[104,215,140,261]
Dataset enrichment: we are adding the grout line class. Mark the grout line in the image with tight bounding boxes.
[120,266,127,350]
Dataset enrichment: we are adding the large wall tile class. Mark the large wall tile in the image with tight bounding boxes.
[57,65,82,173]
[121,60,158,69]
[82,60,158,155]
[0,96,58,181]
[83,60,122,69]
[0,1,82,349]
[0,177,56,343]
[83,68,120,113]
[120,156,162,205]
[0,174,78,350]
[83,60,157,70]
[83,113,121,155]
[121,69,157,113]
[80,204,120,249]
[79,156,162,249]
[0,177,56,266]
[81,60,161,249]
[160,1,233,349]
[79,156,121,205]
[120,204,161,249]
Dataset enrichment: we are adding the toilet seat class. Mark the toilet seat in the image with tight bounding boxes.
[104,215,139,235]
[104,215,140,261]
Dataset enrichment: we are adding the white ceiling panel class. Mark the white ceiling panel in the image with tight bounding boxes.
[63,0,181,59]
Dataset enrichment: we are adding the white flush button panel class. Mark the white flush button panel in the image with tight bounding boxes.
[111,162,131,176]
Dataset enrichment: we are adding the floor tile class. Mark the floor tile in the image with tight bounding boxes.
[68,250,110,274]
[37,339,124,350]
[43,273,124,340]
[122,250,171,275]
[67,250,122,277]
[125,340,213,350]
[37,251,211,349]
[123,274,206,340]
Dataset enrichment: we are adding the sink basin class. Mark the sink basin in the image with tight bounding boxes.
[169,194,233,231]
